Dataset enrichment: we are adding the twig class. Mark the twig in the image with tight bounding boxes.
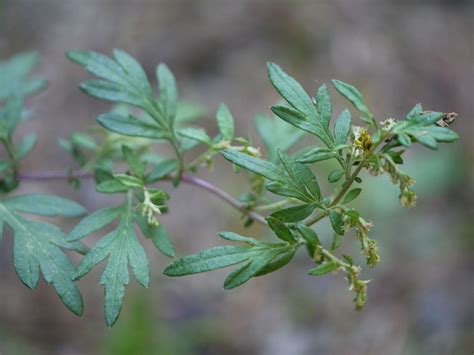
[16,170,268,226]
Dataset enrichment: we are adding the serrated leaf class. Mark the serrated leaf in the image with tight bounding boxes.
[163,246,259,276]
[216,103,234,141]
[308,261,338,276]
[343,188,362,204]
[220,149,285,182]
[67,206,122,242]
[332,80,374,125]
[74,198,150,327]
[0,203,84,315]
[334,109,352,145]
[270,204,316,223]
[97,112,169,139]
[164,231,293,289]
[4,194,86,217]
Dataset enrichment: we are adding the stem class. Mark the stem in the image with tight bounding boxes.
[16,170,268,226]
[17,170,94,181]
[178,175,268,226]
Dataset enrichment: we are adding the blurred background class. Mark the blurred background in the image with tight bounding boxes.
[0,0,473,354]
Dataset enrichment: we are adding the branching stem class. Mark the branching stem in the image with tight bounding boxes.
[16,170,269,226]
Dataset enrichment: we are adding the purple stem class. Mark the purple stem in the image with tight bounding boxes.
[16,171,268,226]
[180,175,267,226]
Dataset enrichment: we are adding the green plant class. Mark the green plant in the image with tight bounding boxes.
[0,49,459,326]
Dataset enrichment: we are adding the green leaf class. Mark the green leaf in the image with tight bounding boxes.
[328,170,344,183]
[113,49,152,95]
[297,147,337,164]
[0,95,23,135]
[267,62,316,119]
[393,109,459,150]
[15,133,37,159]
[67,206,123,242]
[343,188,362,204]
[397,133,412,147]
[308,261,338,276]
[216,103,234,141]
[178,127,213,145]
[113,174,143,188]
[163,246,259,276]
[4,194,86,217]
[79,79,145,107]
[329,210,344,235]
[218,231,260,246]
[157,63,178,124]
[0,203,83,315]
[316,84,332,128]
[164,231,294,290]
[96,179,128,194]
[97,113,169,139]
[223,249,283,289]
[254,113,304,162]
[266,217,295,243]
[71,132,98,150]
[277,151,321,201]
[271,105,333,147]
[296,224,320,257]
[145,159,179,183]
[254,249,296,277]
[270,204,316,223]
[406,103,423,120]
[122,145,146,178]
[0,51,46,99]
[220,149,285,182]
[334,109,352,145]
[74,198,150,327]
[135,216,175,258]
[332,80,374,124]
